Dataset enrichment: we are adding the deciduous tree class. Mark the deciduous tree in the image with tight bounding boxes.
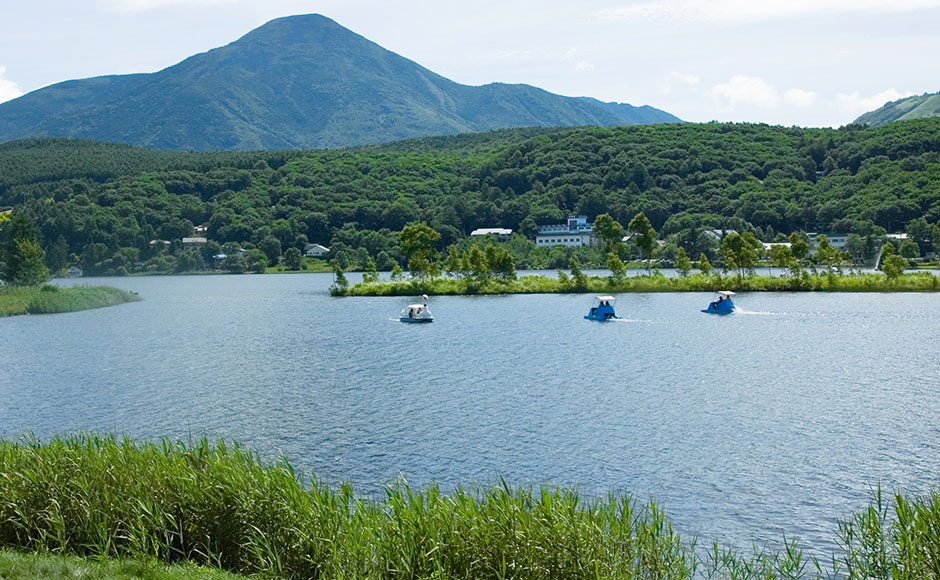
[879,243,907,279]
[593,213,625,253]
[627,212,657,273]
[400,222,440,278]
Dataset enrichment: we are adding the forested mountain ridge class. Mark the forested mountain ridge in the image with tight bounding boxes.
[1,119,938,276]
[0,14,679,151]
[855,92,940,127]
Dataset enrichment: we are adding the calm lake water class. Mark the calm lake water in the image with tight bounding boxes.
[2,272,939,557]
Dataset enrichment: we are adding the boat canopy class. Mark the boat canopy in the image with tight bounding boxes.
[717,290,735,297]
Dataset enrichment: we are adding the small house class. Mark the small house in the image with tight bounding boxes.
[304,243,330,258]
[182,237,207,250]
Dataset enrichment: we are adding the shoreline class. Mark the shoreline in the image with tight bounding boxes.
[0,285,141,317]
[333,271,940,296]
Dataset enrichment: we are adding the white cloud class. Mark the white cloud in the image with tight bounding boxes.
[662,71,699,94]
[0,66,24,104]
[836,88,915,117]
[595,0,940,25]
[574,61,595,73]
[709,76,820,112]
[783,88,818,108]
[711,75,780,108]
[102,0,237,13]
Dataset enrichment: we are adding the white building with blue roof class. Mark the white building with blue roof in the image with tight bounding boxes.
[534,216,598,248]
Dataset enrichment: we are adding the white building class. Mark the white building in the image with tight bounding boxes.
[704,229,737,241]
[535,216,598,248]
[304,243,330,258]
[182,237,207,250]
[470,228,513,242]
[807,233,848,250]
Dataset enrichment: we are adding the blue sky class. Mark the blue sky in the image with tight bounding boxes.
[1,0,939,127]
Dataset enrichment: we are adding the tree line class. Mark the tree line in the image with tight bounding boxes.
[0,120,938,277]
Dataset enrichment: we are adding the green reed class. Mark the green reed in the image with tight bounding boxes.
[1,434,938,579]
[0,285,140,316]
[339,271,940,296]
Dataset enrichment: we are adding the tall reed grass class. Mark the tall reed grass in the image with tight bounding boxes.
[1,434,938,579]
[0,285,140,316]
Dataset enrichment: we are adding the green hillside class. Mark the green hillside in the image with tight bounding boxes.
[1,119,938,276]
[855,92,940,127]
[0,15,679,151]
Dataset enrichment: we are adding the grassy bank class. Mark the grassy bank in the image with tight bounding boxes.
[1,434,939,580]
[0,285,140,316]
[335,271,940,296]
[0,550,245,580]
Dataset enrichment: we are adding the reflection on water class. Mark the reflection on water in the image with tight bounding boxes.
[1,272,939,557]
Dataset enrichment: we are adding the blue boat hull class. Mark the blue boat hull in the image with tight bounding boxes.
[585,305,620,321]
[701,300,735,315]
[585,314,620,321]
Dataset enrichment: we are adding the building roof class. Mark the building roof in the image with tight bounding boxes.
[471,228,513,236]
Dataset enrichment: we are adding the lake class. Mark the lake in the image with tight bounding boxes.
[2,272,939,558]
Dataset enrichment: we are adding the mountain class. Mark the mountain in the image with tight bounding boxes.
[0,15,680,151]
[854,91,940,127]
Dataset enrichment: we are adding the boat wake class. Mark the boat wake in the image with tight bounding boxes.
[733,309,785,316]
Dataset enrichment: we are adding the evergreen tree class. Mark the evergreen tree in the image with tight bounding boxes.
[607,252,627,284]
[697,253,713,275]
[1,212,49,286]
[674,246,692,276]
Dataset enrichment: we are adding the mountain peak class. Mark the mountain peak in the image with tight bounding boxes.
[236,13,352,44]
[0,15,680,150]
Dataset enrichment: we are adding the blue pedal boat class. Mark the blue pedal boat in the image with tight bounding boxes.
[585,295,621,321]
[702,290,736,314]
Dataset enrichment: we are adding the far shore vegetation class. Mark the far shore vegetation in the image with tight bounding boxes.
[331,220,939,296]
[3,121,940,280]
[1,433,939,580]
[1,211,140,316]
[336,270,940,297]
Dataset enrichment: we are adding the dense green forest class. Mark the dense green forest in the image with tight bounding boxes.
[1,120,938,276]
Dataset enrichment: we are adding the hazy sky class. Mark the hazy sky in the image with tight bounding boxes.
[1,0,939,127]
